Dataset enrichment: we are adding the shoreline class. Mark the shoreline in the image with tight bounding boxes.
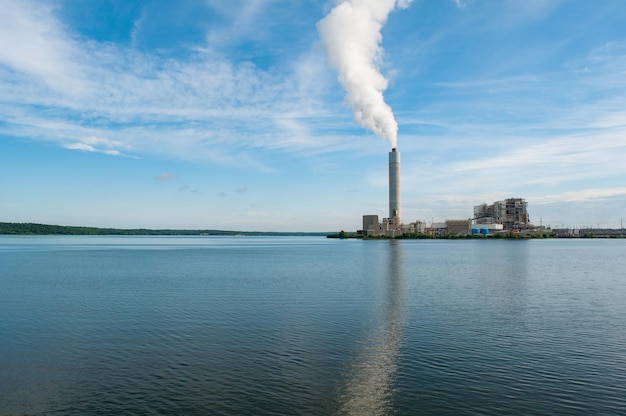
[0,222,329,237]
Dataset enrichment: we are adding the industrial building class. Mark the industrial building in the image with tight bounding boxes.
[445,219,472,236]
[474,198,530,231]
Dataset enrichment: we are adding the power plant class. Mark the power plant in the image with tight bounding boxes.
[360,148,536,237]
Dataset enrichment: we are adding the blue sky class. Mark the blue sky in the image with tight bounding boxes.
[1,0,625,231]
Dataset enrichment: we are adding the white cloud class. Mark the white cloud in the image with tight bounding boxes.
[62,141,121,156]
[63,142,96,152]
[0,0,340,168]
[0,1,83,93]
[529,188,626,205]
[61,136,127,156]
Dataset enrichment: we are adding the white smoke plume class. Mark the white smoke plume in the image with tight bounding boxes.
[317,0,412,149]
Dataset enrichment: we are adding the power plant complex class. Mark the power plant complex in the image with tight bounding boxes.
[360,148,534,237]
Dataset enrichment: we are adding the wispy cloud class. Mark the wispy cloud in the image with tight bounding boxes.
[0,2,82,93]
[178,185,201,194]
[62,136,127,156]
[0,0,339,169]
[452,0,467,9]
[530,188,626,204]
[155,172,178,181]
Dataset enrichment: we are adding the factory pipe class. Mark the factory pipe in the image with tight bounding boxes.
[389,148,400,224]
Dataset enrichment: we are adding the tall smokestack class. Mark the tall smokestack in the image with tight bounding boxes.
[389,148,400,223]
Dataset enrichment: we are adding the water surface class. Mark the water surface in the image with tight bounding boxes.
[1,236,625,415]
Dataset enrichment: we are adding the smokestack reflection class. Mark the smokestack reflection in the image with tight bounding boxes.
[338,241,404,415]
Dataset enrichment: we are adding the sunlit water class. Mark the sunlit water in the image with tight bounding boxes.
[1,236,625,415]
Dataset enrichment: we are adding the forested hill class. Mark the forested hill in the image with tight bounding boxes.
[0,222,328,236]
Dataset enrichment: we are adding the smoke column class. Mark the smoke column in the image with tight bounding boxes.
[317,0,412,149]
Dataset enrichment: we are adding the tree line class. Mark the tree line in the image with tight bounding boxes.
[0,222,327,236]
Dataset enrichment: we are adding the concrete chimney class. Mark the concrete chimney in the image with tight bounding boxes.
[389,148,400,223]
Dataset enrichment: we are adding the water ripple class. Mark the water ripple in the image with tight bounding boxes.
[1,237,625,415]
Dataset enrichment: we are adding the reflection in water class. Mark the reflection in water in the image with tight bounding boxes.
[339,241,404,415]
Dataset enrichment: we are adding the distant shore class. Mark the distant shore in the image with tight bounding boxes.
[0,222,329,237]
[327,230,626,239]
[2,222,623,239]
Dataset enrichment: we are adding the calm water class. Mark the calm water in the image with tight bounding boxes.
[1,236,625,415]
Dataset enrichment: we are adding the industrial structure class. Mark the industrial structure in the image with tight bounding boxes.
[362,147,425,237]
[359,147,535,237]
[361,148,409,237]
[473,198,530,231]
[389,148,401,225]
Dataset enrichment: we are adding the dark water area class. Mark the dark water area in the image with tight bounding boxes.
[1,236,625,415]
